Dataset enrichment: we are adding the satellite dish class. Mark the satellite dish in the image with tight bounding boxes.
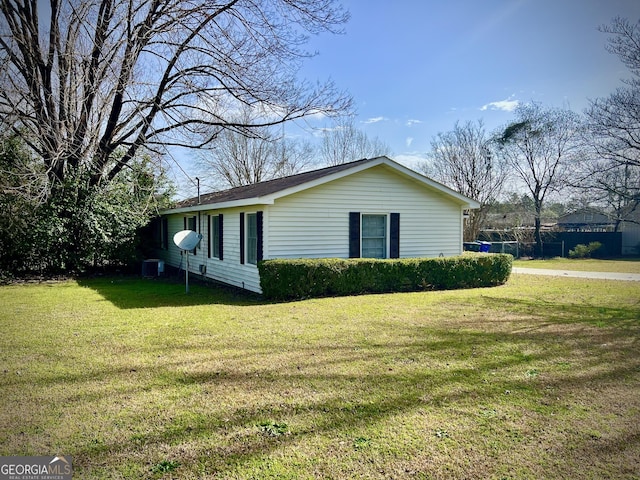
[173,230,202,251]
[173,230,202,294]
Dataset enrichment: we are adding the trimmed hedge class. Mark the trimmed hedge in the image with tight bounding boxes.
[258,254,513,301]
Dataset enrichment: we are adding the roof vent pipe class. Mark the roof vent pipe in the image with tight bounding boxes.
[196,177,201,205]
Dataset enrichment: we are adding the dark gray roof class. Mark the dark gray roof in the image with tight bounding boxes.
[176,157,376,209]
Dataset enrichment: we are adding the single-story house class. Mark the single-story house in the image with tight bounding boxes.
[151,156,480,293]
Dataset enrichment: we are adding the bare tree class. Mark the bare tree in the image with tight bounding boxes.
[574,161,640,231]
[0,0,352,190]
[580,17,640,224]
[197,108,316,189]
[497,103,583,257]
[421,120,506,241]
[319,117,390,166]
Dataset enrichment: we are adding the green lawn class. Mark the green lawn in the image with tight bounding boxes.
[513,257,640,273]
[1,274,639,479]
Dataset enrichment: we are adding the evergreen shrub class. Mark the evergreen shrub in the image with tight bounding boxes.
[258,254,513,301]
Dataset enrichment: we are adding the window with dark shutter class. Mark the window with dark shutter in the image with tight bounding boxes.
[350,212,399,259]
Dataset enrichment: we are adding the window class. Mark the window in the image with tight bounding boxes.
[349,212,399,259]
[247,213,258,265]
[153,217,169,249]
[361,214,387,258]
[207,214,223,260]
[208,214,223,259]
[213,216,220,256]
[161,217,168,250]
[240,211,262,265]
[184,215,197,255]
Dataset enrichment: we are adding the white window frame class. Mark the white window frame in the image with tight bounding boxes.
[211,215,221,259]
[246,212,258,265]
[361,213,389,259]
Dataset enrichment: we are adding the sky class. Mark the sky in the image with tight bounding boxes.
[176,0,639,198]
[293,0,639,162]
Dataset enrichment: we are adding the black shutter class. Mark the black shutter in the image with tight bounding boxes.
[191,216,197,255]
[239,212,245,264]
[183,216,187,230]
[162,217,168,250]
[349,212,360,258]
[390,213,400,259]
[218,214,224,261]
[207,215,211,258]
[256,211,263,262]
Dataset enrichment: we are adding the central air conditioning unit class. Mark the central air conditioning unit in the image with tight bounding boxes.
[142,259,165,277]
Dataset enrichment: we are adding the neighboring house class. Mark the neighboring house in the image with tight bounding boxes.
[151,156,480,293]
[557,208,640,255]
[557,208,616,232]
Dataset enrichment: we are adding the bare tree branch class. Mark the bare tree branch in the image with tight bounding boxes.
[421,120,507,241]
[0,0,352,191]
[497,103,584,256]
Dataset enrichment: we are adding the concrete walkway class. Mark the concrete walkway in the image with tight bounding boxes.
[512,267,640,282]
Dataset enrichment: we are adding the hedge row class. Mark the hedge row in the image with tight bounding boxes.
[258,254,513,301]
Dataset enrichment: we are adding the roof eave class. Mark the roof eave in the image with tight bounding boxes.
[160,197,274,215]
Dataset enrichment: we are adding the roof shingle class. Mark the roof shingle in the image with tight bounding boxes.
[176,157,376,209]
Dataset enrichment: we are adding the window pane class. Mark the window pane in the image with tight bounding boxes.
[247,213,257,265]
[362,215,385,237]
[362,215,387,259]
[362,238,385,258]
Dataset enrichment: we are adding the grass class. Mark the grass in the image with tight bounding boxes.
[513,257,640,273]
[0,274,639,479]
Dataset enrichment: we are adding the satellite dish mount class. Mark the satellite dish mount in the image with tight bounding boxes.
[173,230,203,293]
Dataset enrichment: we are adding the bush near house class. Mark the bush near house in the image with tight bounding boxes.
[568,242,602,259]
[258,254,512,300]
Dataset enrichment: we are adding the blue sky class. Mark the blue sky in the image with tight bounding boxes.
[175,0,639,197]
[287,0,639,167]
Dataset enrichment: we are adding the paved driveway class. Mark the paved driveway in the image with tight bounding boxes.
[512,267,640,282]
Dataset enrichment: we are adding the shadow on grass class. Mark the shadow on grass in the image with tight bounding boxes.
[65,327,638,478]
[5,277,640,478]
[12,317,639,478]
[77,275,263,309]
[466,295,640,329]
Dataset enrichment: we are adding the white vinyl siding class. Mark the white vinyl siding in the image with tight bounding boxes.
[157,210,261,293]
[267,165,464,259]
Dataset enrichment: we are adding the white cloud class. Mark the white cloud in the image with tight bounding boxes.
[363,116,386,124]
[480,96,519,112]
[406,119,422,126]
[406,137,414,147]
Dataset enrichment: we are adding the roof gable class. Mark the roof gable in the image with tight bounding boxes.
[164,156,480,214]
